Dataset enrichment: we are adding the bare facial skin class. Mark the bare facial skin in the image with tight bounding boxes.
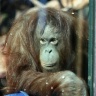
[0,52,7,78]
[0,35,7,78]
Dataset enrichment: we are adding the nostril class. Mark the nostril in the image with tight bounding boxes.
[45,49,52,53]
[49,50,52,53]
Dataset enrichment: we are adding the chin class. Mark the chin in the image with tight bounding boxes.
[42,66,61,72]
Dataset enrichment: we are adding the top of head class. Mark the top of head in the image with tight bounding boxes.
[6,7,77,57]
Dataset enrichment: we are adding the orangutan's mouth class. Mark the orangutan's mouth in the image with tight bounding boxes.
[45,63,56,67]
